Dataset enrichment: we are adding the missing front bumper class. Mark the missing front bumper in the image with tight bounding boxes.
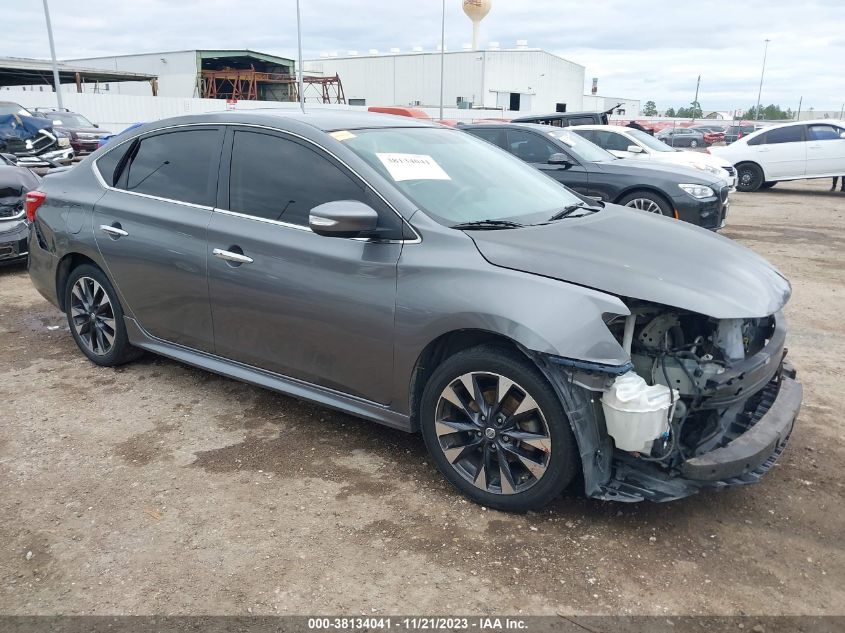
[596,364,802,503]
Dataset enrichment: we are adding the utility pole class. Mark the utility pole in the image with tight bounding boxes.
[692,74,700,121]
[296,0,305,113]
[41,0,64,109]
[439,0,446,121]
[754,38,770,121]
[796,96,802,121]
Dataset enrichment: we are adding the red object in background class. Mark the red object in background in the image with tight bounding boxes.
[25,191,47,222]
[367,106,431,119]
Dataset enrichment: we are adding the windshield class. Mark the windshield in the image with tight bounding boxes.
[545,129,616,162]
[627,129,675,152]
[342,127,584,226]
[50,113,95,127]
[0,103,32,117]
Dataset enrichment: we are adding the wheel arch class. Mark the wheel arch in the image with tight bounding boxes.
[735,160,768,181]
[55,252,102,311]
[408,329,527,431]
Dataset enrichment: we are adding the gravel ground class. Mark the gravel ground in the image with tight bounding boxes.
[1,179,843,616]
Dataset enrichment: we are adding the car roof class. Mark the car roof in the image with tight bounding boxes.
[738,118,844,141]
[561,124,632,133]
[141,109,438,133]
[463,121,567,133]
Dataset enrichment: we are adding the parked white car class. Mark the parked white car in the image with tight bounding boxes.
[709,119,845,191]
[571,125,738,189]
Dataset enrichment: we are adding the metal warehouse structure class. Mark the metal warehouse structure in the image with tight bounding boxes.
[304,46,586,113]
[0,57,158,94]
[64,50,344,103]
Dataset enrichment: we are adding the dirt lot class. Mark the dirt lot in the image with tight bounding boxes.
[1,179,843,616]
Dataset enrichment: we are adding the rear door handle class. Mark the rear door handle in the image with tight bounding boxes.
[99,224,128,237]
[212,248,253,264]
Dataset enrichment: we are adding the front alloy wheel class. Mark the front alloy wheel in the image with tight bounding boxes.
[434,372,552,494]
[420,345,579,511]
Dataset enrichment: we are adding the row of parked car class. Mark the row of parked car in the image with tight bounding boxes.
[21,108,803,511]
[0,101,112,167]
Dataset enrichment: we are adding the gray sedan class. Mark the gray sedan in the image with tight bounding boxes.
[657,127,706,148]
[27,110,801,510]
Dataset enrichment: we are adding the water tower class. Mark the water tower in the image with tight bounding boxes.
[463,0,492,50]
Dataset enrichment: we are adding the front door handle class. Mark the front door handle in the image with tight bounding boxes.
[212,248,254,264]
[99,224,128,238]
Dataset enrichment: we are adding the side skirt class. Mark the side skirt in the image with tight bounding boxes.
[124,317,414,433]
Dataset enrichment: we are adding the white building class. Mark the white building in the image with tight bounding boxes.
[582,94,641,118]
[304,47,586,113]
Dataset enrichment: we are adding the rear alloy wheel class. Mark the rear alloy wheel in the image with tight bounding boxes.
[420,346,579,511]
[736,163,764,192]
[618,190,673,217]
[65,264,142,366]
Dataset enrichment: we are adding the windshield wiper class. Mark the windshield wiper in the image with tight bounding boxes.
[450,219,525,230]
[546,202,602,222]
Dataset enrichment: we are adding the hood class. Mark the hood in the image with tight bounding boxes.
[469,204,790,319]
[596,158,723,186]
[654,149,733,170]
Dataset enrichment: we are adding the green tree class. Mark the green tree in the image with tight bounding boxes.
[665,107,676,117]
[643,100,658,116]
[744,104,793,120]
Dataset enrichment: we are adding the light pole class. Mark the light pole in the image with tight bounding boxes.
[439,0,446,121]
[296,0,305,113]
[41,0,64,109]
[754,38,770,121]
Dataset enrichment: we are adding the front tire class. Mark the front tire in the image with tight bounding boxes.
[618,190,673,217]
[760,181,778,189]
[689,139,699,148]
[737,162,764,192]
[420,345,579,512]
[65,264,142,366]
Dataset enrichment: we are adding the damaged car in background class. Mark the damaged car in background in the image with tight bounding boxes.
[27,111,801,511]
[0,105,74,168]
[0,152,40,264]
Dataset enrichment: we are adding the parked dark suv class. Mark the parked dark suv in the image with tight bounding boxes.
[35,108,111,156]
[27,110,801,510]
[462,123,730,230]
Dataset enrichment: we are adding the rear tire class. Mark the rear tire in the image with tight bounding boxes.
[736,162,764,192]
[618,190,673,217]
[420,345,579,512]
[64,264,142,367]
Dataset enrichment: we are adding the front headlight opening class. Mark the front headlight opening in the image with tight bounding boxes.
[679,183,715,199]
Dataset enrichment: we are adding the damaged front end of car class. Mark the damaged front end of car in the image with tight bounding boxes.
[534,302,802,502]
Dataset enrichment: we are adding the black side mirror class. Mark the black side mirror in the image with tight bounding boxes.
[309,200,379,238]
[94,123,99,128]
[548,153,574,168]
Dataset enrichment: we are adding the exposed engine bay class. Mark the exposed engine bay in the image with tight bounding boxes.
[546,300,800,502]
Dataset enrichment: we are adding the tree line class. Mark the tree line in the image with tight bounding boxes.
[641,100,793,120]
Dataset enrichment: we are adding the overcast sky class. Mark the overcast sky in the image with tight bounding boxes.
[5,0,844,112]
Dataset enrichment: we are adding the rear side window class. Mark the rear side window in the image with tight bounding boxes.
[95,144,130,187]
[763,125,804,144]
[228,130,401,237]
[119,129,221,206]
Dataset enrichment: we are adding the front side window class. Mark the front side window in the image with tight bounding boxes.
[119,129,221,206]
[595,131,633,152]
[506,129,560,163]
[764,125,804,144]
[342,127,584,226]
[228,131,399,236]
[807,124,843,141]
[467,127,508,149]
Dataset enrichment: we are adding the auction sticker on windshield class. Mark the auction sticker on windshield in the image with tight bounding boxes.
[376,153,450,181]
